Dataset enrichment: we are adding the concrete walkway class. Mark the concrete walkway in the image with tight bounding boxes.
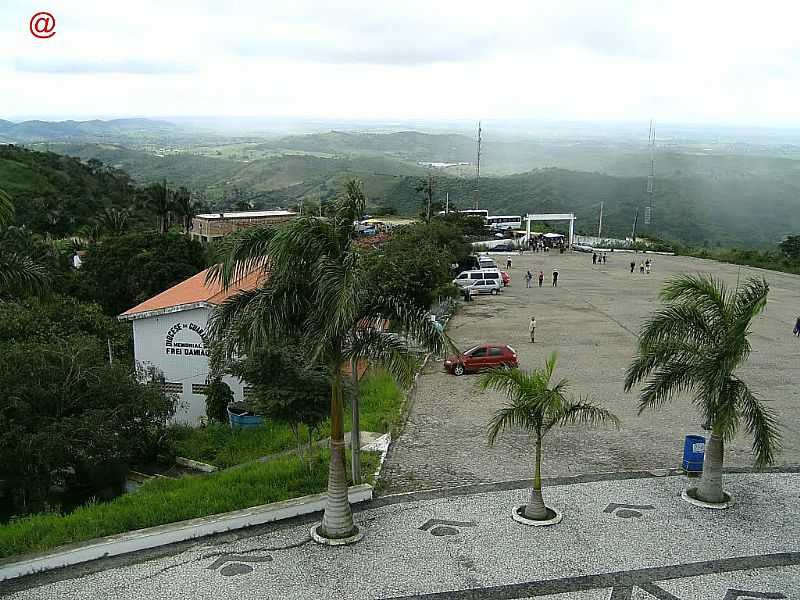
[6,471,799,599]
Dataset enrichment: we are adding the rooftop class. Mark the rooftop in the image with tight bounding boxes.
[119,266,265,321]
[194,210,297,220]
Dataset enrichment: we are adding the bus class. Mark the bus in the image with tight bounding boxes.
[438,209,489,222]
[486,215,522,231]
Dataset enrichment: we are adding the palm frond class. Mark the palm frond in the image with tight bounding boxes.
[487,395,540,446]
[548,397,620,432]
[731,377,781,467]
[0,252,49,296]
[206,226,275,288]
[346,329,419,388]
[660,274,729,322]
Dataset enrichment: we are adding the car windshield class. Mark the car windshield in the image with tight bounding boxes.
[462,345,479,356]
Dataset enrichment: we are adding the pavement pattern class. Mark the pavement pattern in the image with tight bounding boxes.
[4,471,798,599]
[381,252,800,493]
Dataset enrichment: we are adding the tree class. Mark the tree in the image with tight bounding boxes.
[141,180,173,234]
[415,173,440,223]
[624,274,781,505]
[0,188,48,296]
[482,353,618,521]
[172,187,197,234]
[95,207,130,237]
[204,377,233,423]
[208,179,448,542]
[0,336,175,516]
[75,231,208,314]
[779,235,800,260]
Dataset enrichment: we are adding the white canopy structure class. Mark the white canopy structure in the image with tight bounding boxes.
[524,213,576,248]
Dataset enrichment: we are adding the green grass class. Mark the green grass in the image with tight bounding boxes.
[0,450,379,559]
[173,369,405,468]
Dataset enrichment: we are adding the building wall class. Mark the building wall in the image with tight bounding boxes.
[190,214,296,242]
[132,306,244,425]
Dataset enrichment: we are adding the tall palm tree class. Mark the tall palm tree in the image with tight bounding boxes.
[624,274,780,505]
[95,207,130,237]
[482,353,618,521]
[207,179,448,542]
[141,180,173,234]
[0,188,48,295]
[172,187,196,234]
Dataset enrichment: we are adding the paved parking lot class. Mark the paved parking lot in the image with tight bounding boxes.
[382,252,800,493]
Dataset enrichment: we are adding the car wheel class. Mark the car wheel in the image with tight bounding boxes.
[453,364,465,376]
[491,289,498,295]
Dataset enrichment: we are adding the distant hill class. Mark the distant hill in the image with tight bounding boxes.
[0,118,178,143]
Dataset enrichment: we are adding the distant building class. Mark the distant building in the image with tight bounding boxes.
[118,266,265,425]
[190,210,297,242]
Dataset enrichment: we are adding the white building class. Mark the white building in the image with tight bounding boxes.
[119,267,263,425]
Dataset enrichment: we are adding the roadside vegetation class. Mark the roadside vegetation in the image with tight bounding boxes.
[0,450,380,559]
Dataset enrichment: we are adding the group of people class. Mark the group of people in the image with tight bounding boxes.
[630,258,653,274]
[592,252,607,265]
[524,269,559,287]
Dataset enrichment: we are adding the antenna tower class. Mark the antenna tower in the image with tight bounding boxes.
[645,119,655,226]
[474,121,482,210]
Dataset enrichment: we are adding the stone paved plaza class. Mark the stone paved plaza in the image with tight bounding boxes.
[5,472,799,599]
[382,252,800,493]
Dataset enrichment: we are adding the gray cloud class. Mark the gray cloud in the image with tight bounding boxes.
[14,58,197,74]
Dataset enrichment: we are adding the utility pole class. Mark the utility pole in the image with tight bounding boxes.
[646,119,655,226]
[445,191,449,215]
[598,202,604,239]
[474,121,482,210]
[631,207,639,243]
[107,338,113,365]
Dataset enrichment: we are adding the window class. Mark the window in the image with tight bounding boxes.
[191,383,209,395]
[469,273,481,280]
[485,272,499,280]
[474,280,485,286]
[162,382,183,394]
[469,347,487,357]
[457,273,468,280]
[489,347,503,356]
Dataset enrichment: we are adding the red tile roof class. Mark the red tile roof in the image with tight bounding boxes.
[119,266,265,320]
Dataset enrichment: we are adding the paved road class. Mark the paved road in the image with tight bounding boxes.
[6,472,799,599]
[382,252,800,494]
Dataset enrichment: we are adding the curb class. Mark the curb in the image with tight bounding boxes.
[0,484,373,582]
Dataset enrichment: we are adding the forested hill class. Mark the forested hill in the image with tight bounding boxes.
[360,168,800,247]
[0,145,140,235]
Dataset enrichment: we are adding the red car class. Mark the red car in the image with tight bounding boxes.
[500,271,510,287]
[444,344,518,375]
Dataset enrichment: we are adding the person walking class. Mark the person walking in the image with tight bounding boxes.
[602,253,607,264]
[630,260,636,273]
[640,261,645,274]
[506,255,512,269]
[645,261,651,275]
[793,316,800,337]
[538,270,544,287]
[529,316,537,343]
[525,270,533,288]
[552,269,559,287]
[592,252,597,265]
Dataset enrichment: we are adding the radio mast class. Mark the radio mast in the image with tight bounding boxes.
[645,120,655,226]
[474,121,482,210]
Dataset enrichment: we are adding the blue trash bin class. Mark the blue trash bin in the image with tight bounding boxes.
[682,435,706,472]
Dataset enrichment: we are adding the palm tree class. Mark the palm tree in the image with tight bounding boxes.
[172,187,196,234]
[624,274,780,505]
[95,207,130,237]
[207,179,448,542]
[141,180,173,234]
[0,188,48,295]
[482,353,618,522]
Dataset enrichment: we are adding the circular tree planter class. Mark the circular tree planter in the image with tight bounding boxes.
[681,487,734,509]
[310,523,364,546]
[511,504,563,527]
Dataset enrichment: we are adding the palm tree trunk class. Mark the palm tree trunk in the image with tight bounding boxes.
[696,431,725,503]
[320,370,356,538]
[350,356,361,485]
[524,435,549,520]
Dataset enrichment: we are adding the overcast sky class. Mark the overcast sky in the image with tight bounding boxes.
[3,0,800,125]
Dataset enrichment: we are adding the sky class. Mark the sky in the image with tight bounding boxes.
[3,0,800,125]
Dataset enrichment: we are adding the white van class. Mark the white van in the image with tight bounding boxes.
[478,256,497,270]
[453,269,502,288]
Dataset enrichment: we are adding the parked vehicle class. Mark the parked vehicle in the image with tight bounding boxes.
[500,271,510,286]
[462,278,502,295]
[478,256,497,269]
[453,269,502,287]
[490,242,515,252]
[444,343,519,375]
